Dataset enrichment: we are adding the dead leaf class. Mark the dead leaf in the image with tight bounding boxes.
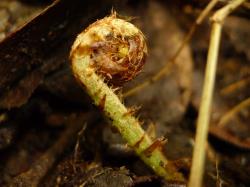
[0,0,111,109]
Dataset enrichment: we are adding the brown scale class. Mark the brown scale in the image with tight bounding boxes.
[132,134,145,148]
[98,94,107,111]
[142,137,167,157]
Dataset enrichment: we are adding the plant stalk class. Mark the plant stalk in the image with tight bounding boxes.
[72,55,185,181]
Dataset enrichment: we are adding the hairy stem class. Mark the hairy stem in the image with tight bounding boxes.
[72,55,184,181]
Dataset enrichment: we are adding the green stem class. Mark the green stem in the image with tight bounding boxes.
[72,55,185,181]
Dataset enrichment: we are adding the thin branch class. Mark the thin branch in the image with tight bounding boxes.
[218,97,250,127]
[220,77,250,96]
[188,1,246,187]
